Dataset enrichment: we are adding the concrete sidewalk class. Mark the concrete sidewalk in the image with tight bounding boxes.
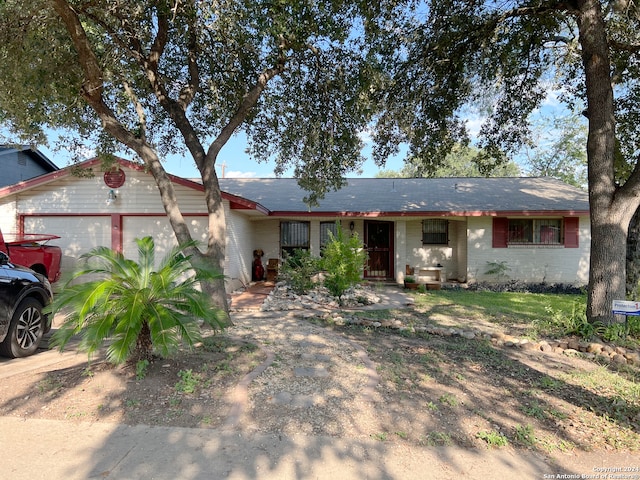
[3,416,635,480]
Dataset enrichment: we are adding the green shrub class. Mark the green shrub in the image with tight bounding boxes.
[278,249,320,294]
[48,237,226,365]
[485,260,511,280]
[536,297,605,340]
[320,225,368,302]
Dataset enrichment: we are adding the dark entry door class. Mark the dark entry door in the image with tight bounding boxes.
[365,221,394,279]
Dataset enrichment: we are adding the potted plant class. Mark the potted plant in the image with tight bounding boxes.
[404,276,419,290]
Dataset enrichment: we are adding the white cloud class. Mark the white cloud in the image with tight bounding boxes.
[542,89,562,107]
[358,128,373,144]
[464,116,484,138]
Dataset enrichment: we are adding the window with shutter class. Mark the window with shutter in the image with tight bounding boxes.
[493,217,578,247]
[564,217,579,248]
[492,218,509,248]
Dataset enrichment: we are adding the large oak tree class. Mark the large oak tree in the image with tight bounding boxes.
[373,0,640,324]
[0,0,388,313]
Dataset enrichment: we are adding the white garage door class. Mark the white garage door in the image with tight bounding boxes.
[122,216,209,267]
[23,216,112,274]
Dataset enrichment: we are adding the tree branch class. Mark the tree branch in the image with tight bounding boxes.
[178,12,199,109]
[609,39,640,54]
[207,58,287,163]
[51,0,139,148]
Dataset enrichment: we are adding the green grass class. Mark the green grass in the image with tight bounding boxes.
[409,289,640,347]
[514,424,537,447]
[477,430,509,447]
[413,290,581,325]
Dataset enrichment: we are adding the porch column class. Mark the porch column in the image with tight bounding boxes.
[395,220,406,285]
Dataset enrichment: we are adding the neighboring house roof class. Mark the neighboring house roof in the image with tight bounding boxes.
[0,145,59,171]
[218,177,590,216]
[0,145,59,187]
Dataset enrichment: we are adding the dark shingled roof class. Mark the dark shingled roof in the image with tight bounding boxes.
[218,177,589,215]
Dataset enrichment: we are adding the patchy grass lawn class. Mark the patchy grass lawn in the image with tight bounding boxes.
[337,289,640,451]
[1,288,638,454]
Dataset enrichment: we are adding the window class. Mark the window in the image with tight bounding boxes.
[493,217,579,248]
[280,221,310,257]
[320,221,339,248]
[422,219,448,245]
[508,219,561,244]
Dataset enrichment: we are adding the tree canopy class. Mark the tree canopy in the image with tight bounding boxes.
[377,144,521,178]
[370,0,640,323]
[0,0,393,311]
[0,0,388,201]
[523,113,588,190]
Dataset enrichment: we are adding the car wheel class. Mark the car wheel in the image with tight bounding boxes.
[0,298,45,358]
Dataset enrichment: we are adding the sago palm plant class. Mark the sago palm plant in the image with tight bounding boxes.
[49,236,227,364]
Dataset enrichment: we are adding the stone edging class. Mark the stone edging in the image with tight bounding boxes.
[315,311,640,367]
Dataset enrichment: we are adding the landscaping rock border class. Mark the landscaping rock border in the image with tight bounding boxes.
[261,282,381,311]
[315,311,640,367]
[262,282,639,368]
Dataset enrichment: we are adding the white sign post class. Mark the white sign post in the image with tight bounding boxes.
[611,300,639,338]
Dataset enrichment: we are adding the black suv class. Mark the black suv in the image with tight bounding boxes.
[0,250,53,357]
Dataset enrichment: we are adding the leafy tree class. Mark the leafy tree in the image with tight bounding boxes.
[377,144,520,178]
[49,237,226,364]
[0,0,387,312]
[523,113,588,189]
[372,0,640,324]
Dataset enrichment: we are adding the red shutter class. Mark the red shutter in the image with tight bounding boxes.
[564,217,579,248]
[492,217,508,248]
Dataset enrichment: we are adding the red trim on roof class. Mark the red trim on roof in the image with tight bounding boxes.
[0,157,271,215]
[223,192,269,214]
[0,168,71,197]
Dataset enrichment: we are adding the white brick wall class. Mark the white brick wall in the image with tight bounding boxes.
[0,197,17,232]
[403,219,464,282]
[466,216,590,285]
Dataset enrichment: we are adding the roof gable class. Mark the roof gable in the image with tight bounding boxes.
[0,145,59,187]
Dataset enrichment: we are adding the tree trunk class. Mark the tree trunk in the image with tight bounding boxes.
[626,207,640,299]
[53,0,232,318]
[587,208,629,324]
[132,321,153,363]
[576,0,625,324]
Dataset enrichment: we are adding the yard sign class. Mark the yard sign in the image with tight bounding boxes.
[612,300,640,316]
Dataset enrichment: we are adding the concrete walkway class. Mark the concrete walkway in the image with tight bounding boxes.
[4,415,636,480]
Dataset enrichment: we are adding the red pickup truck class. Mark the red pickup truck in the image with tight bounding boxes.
[0,229,62,283]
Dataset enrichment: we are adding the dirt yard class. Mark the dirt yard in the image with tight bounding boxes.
[1,306,639,455]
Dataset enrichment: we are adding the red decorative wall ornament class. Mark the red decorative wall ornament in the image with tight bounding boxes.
[103,168,126,188]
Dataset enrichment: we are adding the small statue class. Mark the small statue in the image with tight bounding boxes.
[252,249,265,281]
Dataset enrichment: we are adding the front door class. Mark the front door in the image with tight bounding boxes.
[365,221,394,279]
